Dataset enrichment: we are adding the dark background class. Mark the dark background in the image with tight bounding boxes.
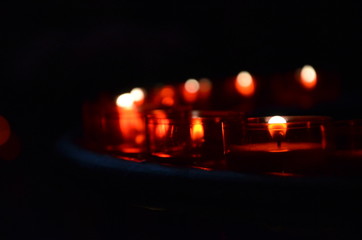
[2,1,362,239]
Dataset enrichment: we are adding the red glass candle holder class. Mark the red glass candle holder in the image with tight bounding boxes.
[223,115,333,176]
[82,99,147,161]
[146,109,244,170]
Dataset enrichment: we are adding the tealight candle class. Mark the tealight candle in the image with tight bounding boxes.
[82,94,147,161]
[223,115,333,175]
[146,109,244,170]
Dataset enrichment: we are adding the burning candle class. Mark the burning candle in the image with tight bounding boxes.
[114,91,146,158]
[146,110,244,170]
[82,90,147,161]
[223,115,333,175]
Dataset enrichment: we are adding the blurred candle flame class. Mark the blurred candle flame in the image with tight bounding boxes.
[116,93,135,109]
[267,116,287,140]
[154,111,170,139]
[235,71,255,97]
[160,86,176,106]
[191,118,204,145]
[183,79,200,103]
[300,65,317,90]
[130,88,146,106]
[116,91,145,152]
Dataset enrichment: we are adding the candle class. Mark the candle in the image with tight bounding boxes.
[223,115,333,175]
[114,92,146,157]
[146,110,244,170]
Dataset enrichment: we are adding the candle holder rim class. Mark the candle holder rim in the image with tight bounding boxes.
[146,109,245,120]
[247,115,332,124]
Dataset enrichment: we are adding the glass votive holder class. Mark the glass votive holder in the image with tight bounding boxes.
[82,100,147,161]
[146,109,245,170]
[223,115,333,176]
[330,119,362,176]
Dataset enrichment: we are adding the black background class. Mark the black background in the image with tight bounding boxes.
[2,1,362,239]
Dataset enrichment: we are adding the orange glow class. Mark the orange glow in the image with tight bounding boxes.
[116,93,135,109]
[0,116,11,146]
[235,71,255,97]
[160,86,176,106]
[199,78,212,93]
[116,93,145,152]
[130,88,145,106]
[267,116,287,139]
[300,65,317,90]
[161,97,174,106]
[183,79,200,103]
[184,79,200,93]
[154,111,170,139]
[191,118,204,145]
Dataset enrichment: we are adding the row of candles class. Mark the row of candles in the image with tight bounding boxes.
[82,65,357,176]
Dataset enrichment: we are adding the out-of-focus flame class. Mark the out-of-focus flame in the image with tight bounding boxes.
[267,116,287,139]
[183,79,200,103]
[160,86,176,106]
[235,71,255,97]
[300,65,317,90]
[130,88,145,106]
[116,93,145,152]
[154,111,170,139]
[0,116,11,146]
[184,79,200,93]
[116,93,135,109]
[191,118,204,145]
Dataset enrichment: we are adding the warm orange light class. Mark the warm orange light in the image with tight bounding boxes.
[161,97,174,106]
[191,118,204,145]
[235,71,255,97]
[160,86,176,106]
[116,94,145,152]
[154,111,170,139]
[116,93,135,109]
[184,79,200,93]
[0,116,11,146]
[267,116,287,140]
[300,65,317,90]
[130,88,145,106]
[183,79,199,103]
[199,78,212,93]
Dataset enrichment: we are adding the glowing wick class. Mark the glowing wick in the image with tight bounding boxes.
[267,116,287,148]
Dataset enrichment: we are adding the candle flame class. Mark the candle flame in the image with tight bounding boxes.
[154,111,170,139]
[235,71,255,97]
[183,79,200,103]
[116,93,145,152]
[191,118,204,144]
[267,116,287,139]
[300,65,317,90]
[160,86,176,106]
[184,79,200,93]
[116,93,135,109]
[130,88,145,106]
